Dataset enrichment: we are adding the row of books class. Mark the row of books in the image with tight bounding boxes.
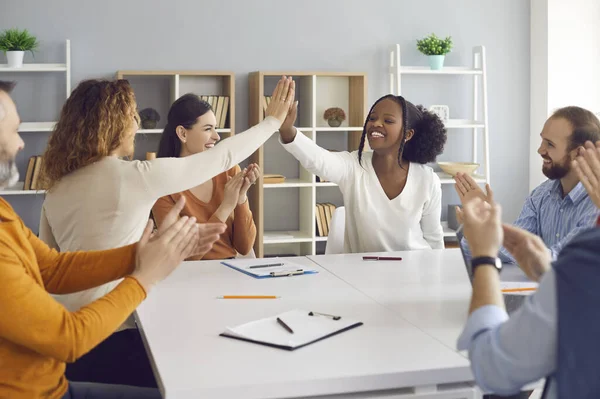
[23,156,47,190]
[200,95,229,129]
[316,203,337,237]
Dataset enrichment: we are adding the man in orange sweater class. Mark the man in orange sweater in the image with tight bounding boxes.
[0,80,226,399]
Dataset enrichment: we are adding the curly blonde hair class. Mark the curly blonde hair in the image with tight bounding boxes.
[41,79,139,189]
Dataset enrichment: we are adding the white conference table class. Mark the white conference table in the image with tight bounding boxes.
[307,250,542,394]
[308,249,473,351]
[135,255,480,399]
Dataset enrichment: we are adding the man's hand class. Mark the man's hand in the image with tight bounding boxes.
[502,224,551,282]
[573,140,600,209]
[460,192,503,259]
[454,172,491,206]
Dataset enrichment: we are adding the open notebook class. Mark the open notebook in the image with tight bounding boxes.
[221,258,319,279]
[220,309,363,350]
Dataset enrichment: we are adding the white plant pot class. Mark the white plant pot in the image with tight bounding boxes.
[6,51,24,68]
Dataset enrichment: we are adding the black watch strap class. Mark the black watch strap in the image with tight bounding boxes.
[471,256,501,272]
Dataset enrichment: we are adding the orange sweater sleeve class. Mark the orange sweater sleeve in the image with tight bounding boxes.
[25,224,138,295]
[152,195,177,230]
[0,249,145,363]
[232,200,256,256]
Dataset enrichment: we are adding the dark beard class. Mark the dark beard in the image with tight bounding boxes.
[542,156,570,180]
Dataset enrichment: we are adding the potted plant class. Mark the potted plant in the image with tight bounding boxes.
[323,107,346,127]
[139,108,161,129]
[416,33,453,70]
[0,28,39,68]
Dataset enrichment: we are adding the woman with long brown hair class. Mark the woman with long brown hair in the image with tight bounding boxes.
[38,76,294,387]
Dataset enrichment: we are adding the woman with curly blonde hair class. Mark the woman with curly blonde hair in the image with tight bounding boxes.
[39,76,295,387]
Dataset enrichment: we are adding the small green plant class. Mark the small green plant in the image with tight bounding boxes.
[0,28,39,55]
[416,33,452,56]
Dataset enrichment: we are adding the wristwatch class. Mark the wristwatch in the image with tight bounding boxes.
[471,256,502,273]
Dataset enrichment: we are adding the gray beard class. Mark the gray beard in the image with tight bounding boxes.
[0,160,20,189]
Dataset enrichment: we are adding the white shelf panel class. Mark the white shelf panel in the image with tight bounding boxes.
[0,182,45,195]
[137,128,232,134]
[441,221,458,238]
[264,178,313,188]
[444,119,485,129]
[315,126,363,132]
[315,182,337,187]
[437,172,486,185]
[399,66,482,75]
[0,63,67,72]
[263,231,313,244]
[19,122,56,132]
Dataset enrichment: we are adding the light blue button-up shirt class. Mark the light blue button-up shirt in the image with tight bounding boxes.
[462,179,599,263]
[457,268,557,398]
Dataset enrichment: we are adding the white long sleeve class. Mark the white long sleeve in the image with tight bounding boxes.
[281,130,444,253]
[134,116,280,199]
[279,129,355,186]
[40,116,281,316]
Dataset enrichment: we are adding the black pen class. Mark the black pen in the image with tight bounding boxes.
[249,263,284,269]
[276,317,294,334]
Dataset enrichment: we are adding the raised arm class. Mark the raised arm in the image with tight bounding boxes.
[138,77,295,199]
[278,101,355,185]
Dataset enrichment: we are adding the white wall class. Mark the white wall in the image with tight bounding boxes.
[530,0,600,191]
[1,0,531,231]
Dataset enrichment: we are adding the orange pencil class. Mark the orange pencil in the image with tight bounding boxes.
[217,295,280,299]
[501,288,537,293]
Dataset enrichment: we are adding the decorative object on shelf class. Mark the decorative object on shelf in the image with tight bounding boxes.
[416,33,453,70]
[0,28,39,68]
[146,152,156,160]
[323,107,346,127]
[428,105,449,122]
[138,108,160,129]
[438,162,479,177]
[263,174,286,184]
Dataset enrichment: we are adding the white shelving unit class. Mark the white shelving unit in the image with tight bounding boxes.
[389,44,490,239]
[248,72,367,257]
[0,39,71,197]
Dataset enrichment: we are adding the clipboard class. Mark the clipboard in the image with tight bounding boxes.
[219,309,363,351]
[221,258,319,279]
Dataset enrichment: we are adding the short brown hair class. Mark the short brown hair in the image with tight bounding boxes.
[551,106,600,151]
[42,79,139,189]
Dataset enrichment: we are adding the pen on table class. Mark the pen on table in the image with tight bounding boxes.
[216,295,280,299]
[276,317,294,334]
[249,263,284,269]
[362,256,403,261]
[270,269,304,277]
[501,287,537,293]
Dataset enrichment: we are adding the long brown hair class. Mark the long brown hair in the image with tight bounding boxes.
[42,79,139,189]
